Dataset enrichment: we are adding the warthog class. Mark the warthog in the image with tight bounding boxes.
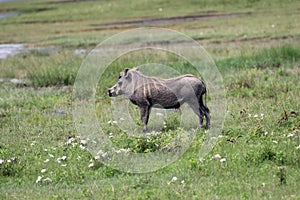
[108,67,210,132]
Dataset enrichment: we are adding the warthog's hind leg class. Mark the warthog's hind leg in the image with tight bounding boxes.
[139,106,151,132]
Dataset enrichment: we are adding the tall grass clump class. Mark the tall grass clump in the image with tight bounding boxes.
[27,51,81,87]
[217,45,300,71]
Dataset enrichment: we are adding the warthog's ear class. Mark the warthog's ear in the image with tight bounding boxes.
[134,67,139,71]
[124,68,129,76]
[124,68,132,80]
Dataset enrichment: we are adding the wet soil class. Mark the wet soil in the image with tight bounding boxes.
[93,13,251,30]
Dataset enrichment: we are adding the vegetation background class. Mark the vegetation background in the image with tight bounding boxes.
[0,0,300,199]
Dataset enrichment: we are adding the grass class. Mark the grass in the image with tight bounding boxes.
[1,45,300,199]
[0,0,300,199]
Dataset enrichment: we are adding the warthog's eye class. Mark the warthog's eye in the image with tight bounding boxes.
[118,75,122,79]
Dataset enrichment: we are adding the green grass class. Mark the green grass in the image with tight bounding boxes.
[1,0,300,199]
[1,45,300,199]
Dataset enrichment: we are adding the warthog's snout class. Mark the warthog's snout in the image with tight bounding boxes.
[108,89,116,97]
[108,89,113,97]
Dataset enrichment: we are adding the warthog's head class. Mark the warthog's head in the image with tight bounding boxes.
[108,67,139,97]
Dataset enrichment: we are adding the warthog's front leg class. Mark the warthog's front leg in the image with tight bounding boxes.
[139,106,151,132]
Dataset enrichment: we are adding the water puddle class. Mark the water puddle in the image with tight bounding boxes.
[0,44,25,59]
[0,12,18,19]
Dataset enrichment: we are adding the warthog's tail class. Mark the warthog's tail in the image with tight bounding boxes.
[200,81,210,114]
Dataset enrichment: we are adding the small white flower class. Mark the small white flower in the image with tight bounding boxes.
[287,133,295,138]
[158,7,163,12]
[260,113,264,119]
[61,156,67,160]
[94,155,100,160]
[11,157,16,161]
[61,164,67,167]
[49,154,54,158]
[36,176,42,183]
[80,140,87,145]
[7,159,11,163]
[79,145,86,150]
[43,177,52,182]
[181,180,185,184]
[271,24,275,28]
[41,169,47,173]
[262,182,266,187]
[44,149,48,152]
[264,132,268,136]
[167,176,178,185]
[89,163,94,168]
[296,145,300,149]
[119,117,125,121]
[44,159,50,163]
[272,140,278,144]
[211,154,222,160]
[253,114,259,118]
[220,158,227,163]
[0,159,4,165]
[198,158,204,163]
[171,176,178,182]
[66,138,75,145]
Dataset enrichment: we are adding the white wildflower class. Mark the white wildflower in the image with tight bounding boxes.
[79,145,86,150]
[296,145,300,149]
[271,24,275,28]
[61,164,67,167]
[30,141,36,146]
[7,159,11,163]
[287,133,295,138]
[181,180,185,184]
[80,140,87,145]
[43,177,52,182]
[220,158,227,163]
[89,163,94,168]
[253,114,259,118]
[0,159,4,165]
[61,156,67,160]
[66,137,75,145]
[41,169,47,173]
[260,113,264,119]
[94,155,100,160]
[44,149,48,152]
[272,140,278,144]
[49,154,54,158]
[158,7,163,12]
[36,176,42,183]
[211,154,222,160]
[167,176,178,185]
[44,159,50,163]
[171,176,178,182]
[119,117,125,121]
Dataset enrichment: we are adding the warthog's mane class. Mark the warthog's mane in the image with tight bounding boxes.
[130,69,197,82]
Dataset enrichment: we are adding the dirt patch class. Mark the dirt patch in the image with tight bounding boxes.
[93,13,251,30]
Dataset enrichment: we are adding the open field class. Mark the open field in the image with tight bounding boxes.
[1,0,300,199]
